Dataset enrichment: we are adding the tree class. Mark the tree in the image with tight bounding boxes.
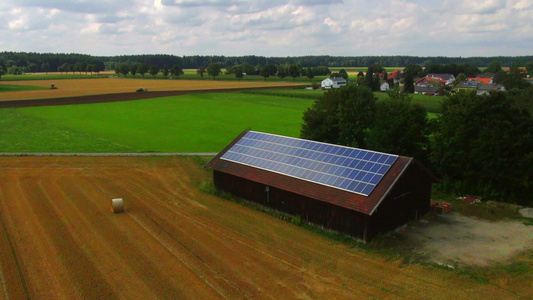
[235,68,244,80]
[366,88,430,162]
[301,85,376,148]
[197,66,206,78]
[486,61,502,74]
[41,62,50,74]
[454,73,467,86]
[117,63,129,78]
[493,70,507,84]
[137,63,148,78]
[356,71,365,85]
[149,65,159,77]
[207,63,221,79]
[338,69,348,80]
[170,65,184,79]
[263,64,277,77]
[74,62,87,74]
[260,67,271,81]
[27,63,38,73]
[130,64,138,77]
[162,65,170,77]
[0,66,4,80]
[8,65,22,75]
[289,64,300,81]
[301,88,343,144]
[431,91,533,204]
[402,64,422,93]
[503,62,530,90]
[526,61,533,77]
[59,63,69,74]
[364,64,384,91]
[306,67,315,81]
[337,85,376,148]
[277,65,287,80]
[86,64,98,74]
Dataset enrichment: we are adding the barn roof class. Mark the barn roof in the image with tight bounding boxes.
[205,130,416,216]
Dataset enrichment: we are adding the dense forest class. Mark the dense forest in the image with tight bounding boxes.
[1,51,533,73]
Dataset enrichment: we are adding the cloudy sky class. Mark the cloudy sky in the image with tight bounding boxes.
[0,0,531,57]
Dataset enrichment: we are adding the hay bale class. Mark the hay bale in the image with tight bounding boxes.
[111,198,125,213]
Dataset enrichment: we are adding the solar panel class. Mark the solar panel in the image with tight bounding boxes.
[220,131,398,196]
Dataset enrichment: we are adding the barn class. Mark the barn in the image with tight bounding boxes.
[321,77,347,89]
[205,130,434,242]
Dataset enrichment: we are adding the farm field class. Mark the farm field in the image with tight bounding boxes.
[0,88,444,153]
[0,84,47,93]
[0,156,527,299]
[0,78,306,102]
[0,93,314,152]
[244,88,444,113]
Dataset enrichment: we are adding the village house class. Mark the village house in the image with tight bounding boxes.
[321,77,347,89]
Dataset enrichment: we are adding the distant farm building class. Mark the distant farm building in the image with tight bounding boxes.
[205,131,434,242]
[321,77,347,89]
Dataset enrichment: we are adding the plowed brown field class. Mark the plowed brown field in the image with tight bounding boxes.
[0,156,526,299]
[0,78,305,102]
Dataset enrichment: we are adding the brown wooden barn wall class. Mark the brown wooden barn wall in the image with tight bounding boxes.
[367,163,432,239]
[213,162,431,242]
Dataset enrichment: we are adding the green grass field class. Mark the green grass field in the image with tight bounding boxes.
[0,86,443,153]
[243,88,444,113]
[0,84,47,92]
[0,93,313,152]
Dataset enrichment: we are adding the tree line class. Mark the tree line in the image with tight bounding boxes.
[2,51,533,74]
[301,85,533,205]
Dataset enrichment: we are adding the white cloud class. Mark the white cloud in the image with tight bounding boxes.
[0,0,531,56]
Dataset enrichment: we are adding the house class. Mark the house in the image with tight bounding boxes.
[415,77,443,87]
[426,74,455,86]
[389,69,403,84]
[414,86,440,95]
[321,77,347,89]
[455,80,482,93]
[476,83,505,95]
[380,80,390,91]
[205,130,435,242]
[467,77,493,84]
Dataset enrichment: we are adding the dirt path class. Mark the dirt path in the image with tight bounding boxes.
[0,156,527,299]
[399,212,533,267]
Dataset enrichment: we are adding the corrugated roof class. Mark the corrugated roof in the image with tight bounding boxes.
[205,130,414,215]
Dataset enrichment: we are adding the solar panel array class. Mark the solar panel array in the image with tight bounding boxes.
[220,131,398,196]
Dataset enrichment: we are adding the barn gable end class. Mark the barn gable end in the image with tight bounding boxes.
[205,130,433,242]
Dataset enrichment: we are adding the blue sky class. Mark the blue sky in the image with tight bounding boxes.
[0,0,531,57]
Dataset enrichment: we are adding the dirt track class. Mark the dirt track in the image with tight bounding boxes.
[0,156,526,299]
[0,78,305,108]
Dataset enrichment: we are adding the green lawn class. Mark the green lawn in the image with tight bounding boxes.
[0,93,313,152]
[0,84,47,92]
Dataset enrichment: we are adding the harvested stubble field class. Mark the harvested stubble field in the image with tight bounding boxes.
[0,78,306,102]
[0,156,526,299]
